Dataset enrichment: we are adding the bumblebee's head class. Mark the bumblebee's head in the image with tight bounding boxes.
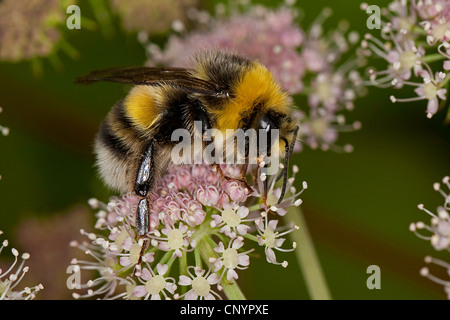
[192,51,299,154]
[255,108,299,205]
[192,52,300,203]
[256,109,299,159]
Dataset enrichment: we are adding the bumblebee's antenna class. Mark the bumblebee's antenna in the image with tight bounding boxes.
[277,126,299,205]
[277,138,290,205]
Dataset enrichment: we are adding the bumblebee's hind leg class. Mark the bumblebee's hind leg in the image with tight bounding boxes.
[133,140,157,272]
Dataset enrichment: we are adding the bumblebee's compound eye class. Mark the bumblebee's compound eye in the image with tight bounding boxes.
[259,114,272,132]
[258,114,277,158]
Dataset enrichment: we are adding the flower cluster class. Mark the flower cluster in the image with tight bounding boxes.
[361,0,450,118]
[296,9,365,152]
[143,1,365,153]
[68,164,305,299]
[0,231,43,300]
[410,175,450,299]
[0,0,76,63]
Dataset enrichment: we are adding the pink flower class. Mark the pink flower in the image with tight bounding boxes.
[196,185,220,207]
[181,199,206,226]
[414,71,447,117]
[223,180,249,203]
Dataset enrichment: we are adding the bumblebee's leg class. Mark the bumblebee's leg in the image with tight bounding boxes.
[276,126,299,205]
[261,162,269,207]
[134,140,156,267]
[239,134,250,181]
[192,97,252,192]
[214,163,252,192]
[239,158,249,181]
[213,129,253,191]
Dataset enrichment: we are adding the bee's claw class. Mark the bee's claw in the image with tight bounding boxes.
[133,238,149,277]
[213,164,252,192]
[229,177,252,192]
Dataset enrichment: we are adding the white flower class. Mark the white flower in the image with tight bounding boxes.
[133,264,177,300]
[255,218,299,267]
[420,256,450,299]
[0,231,43,300]
[414,71,447,117]
[211,237,253,281]
[412,175,450,299]
[154,222,193,258]
[410,176,450,251]
[177,267,221,300]
[210,205,251,238]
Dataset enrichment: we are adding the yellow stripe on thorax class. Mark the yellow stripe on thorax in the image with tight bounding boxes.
[215,62,290,131]
[124,85,161,130]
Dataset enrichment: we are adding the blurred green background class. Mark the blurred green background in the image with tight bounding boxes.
[0,0,449,299]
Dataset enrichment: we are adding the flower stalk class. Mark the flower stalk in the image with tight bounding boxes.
[285,205,331,300]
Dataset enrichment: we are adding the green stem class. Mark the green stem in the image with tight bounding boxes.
[445,104,450,124]
[286,205,332,300]
[180,250,188,275]
[59,40,80,60]
[179,250,188,296]
[440,72,450,88]
[89,0,115,39]
[422,53,445,64]
[158,250,173,265]
[197,236,246,300]
[220,278,246,300]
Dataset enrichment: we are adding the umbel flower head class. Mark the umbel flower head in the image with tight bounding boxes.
[361,0,450,119]
[68,163,306,300]
[410,175,450,299]
[0,231,43,300]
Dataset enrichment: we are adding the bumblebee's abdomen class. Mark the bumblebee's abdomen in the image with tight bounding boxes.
[95,100,146,193]
[94,86,191,193]
[98,100,142,157]
[97,119,131,157]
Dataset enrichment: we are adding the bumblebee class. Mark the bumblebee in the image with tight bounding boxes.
[77,51,299,239]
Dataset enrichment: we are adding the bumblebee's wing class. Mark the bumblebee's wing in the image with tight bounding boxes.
[75,67,219,95]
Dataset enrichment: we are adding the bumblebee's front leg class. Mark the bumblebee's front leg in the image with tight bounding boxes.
[212,135,252,192]
[214,163,252,192]
[134,140,156,266]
